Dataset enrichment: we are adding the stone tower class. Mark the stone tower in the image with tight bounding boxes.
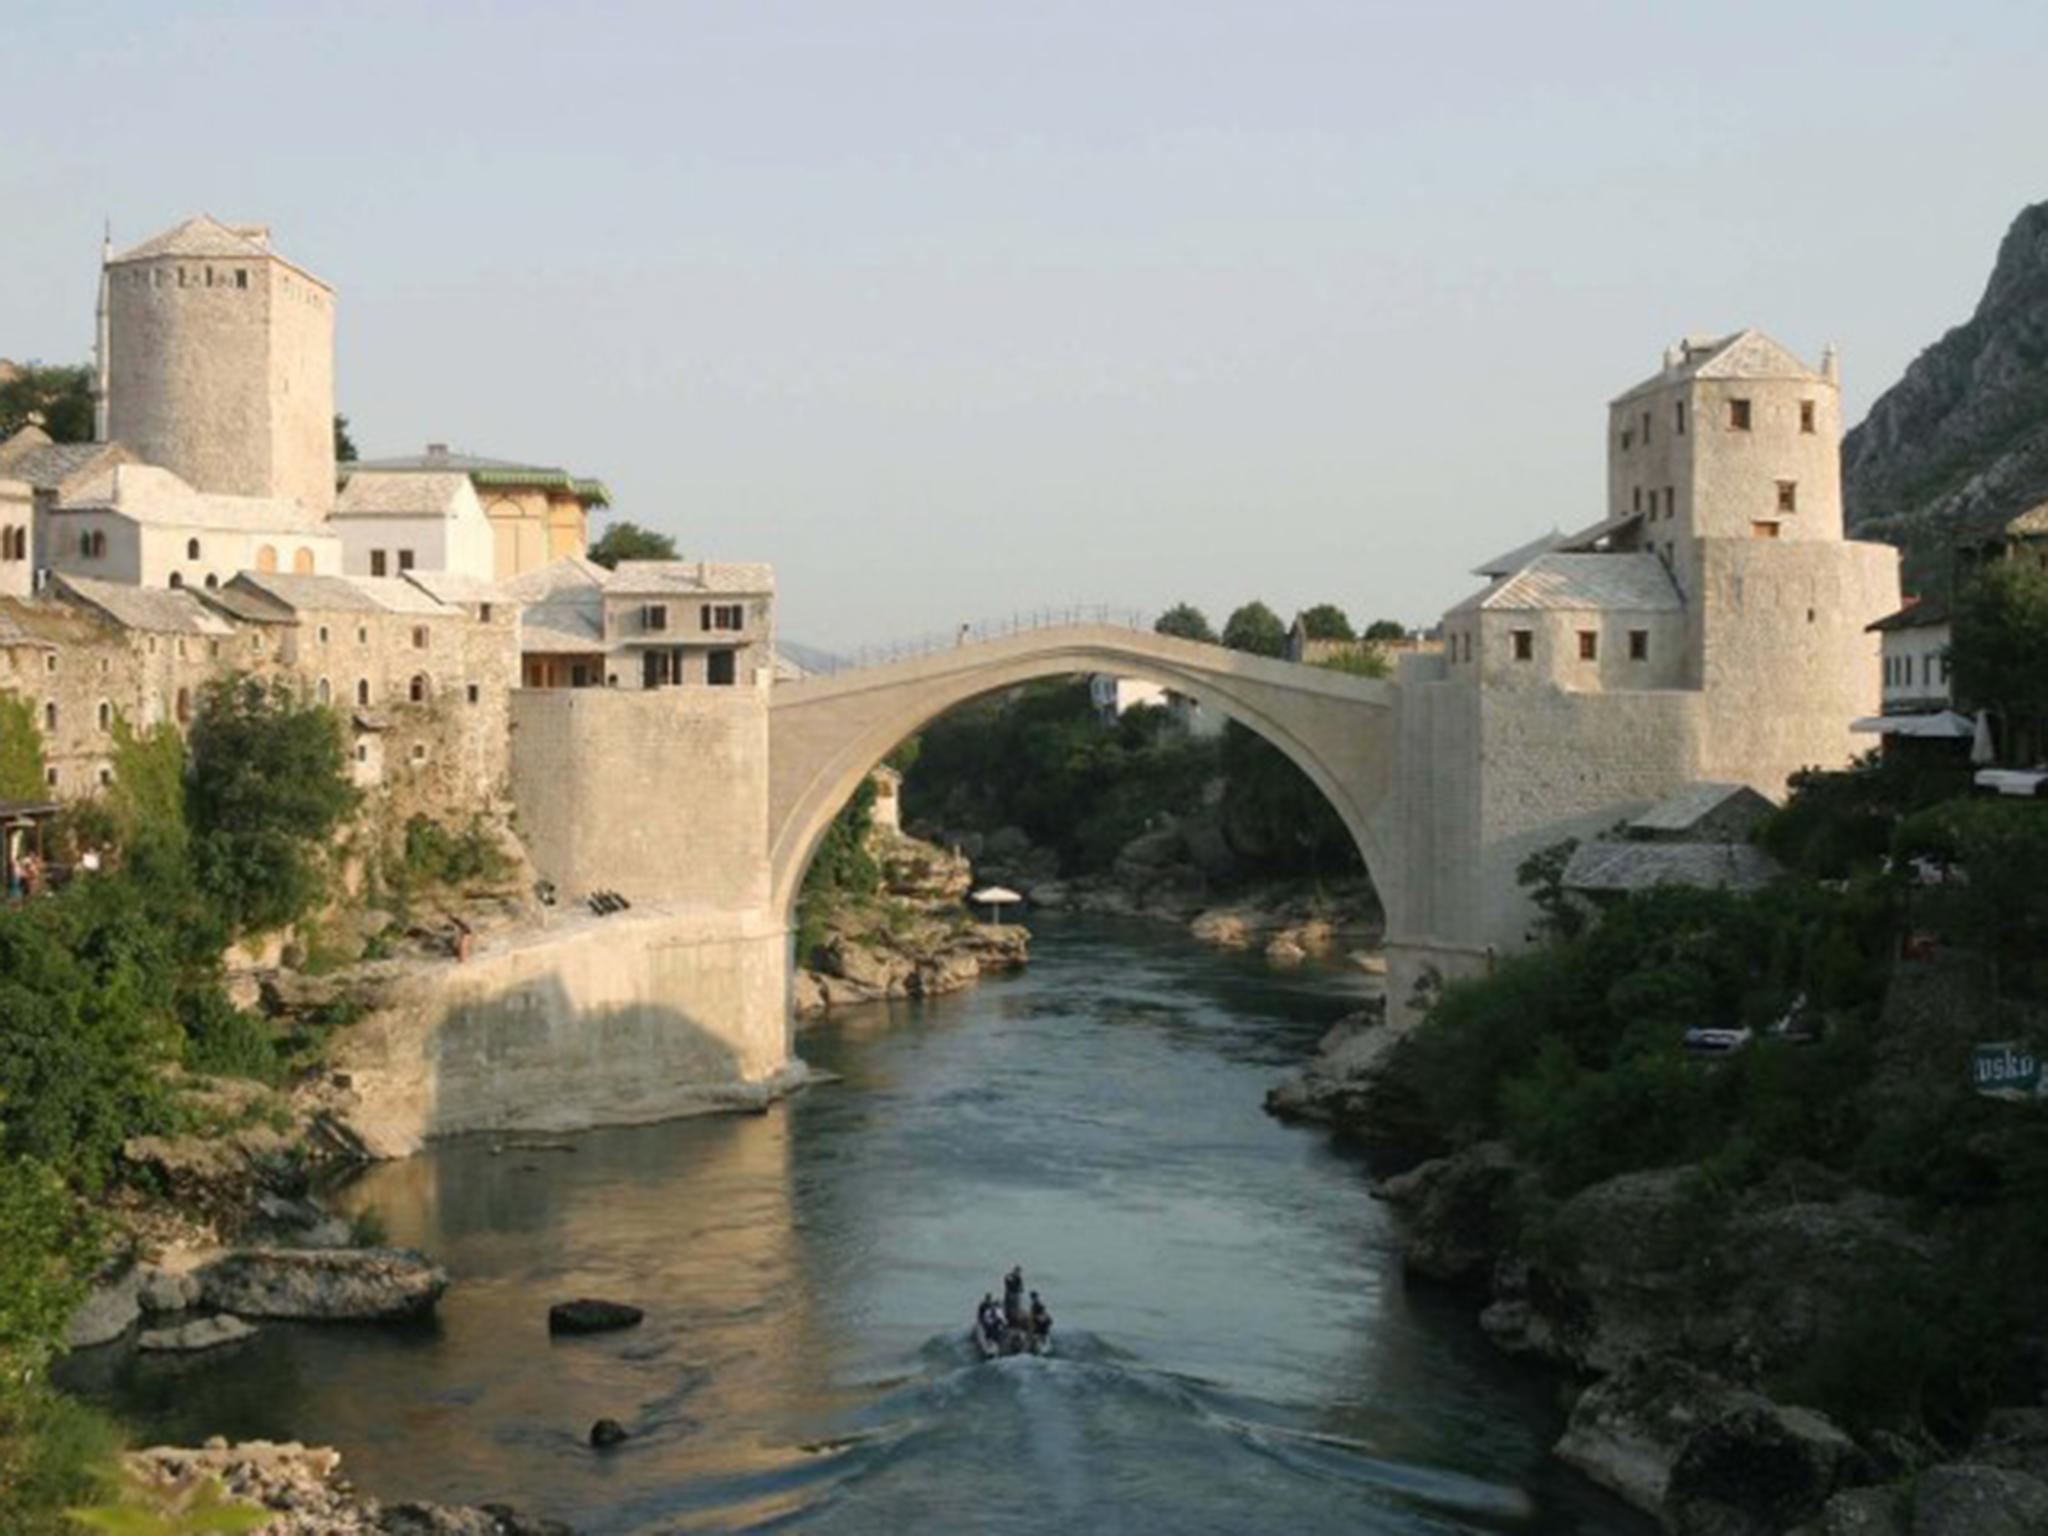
[103,215,335,514]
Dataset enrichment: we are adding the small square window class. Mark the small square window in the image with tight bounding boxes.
[1511,629,1533,662]
[411,626,429,649]
[1628,629,1649,662]
[1729,398,1752,431]
[1799,400,1816,434]
[370,550,388,577]
[356,626,369,645]
[1777,480,1797,513]
[318,625,330,644]
[1577,630,1598,661]
[466,683,480,705]
[1751,520,1781,540]
[398,549,416,572]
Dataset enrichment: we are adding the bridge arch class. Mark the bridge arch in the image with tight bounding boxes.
[766,625,1401,926]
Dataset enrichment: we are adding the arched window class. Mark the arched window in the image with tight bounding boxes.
[356,678,370,707]
[292,547,315,574]
[203,574,218,590]
[96,701,111,732]
[43,701,57,731]
[255,544,278,573]
[186,537,201,560]
[175,688,190,725]
[315,678,331,705]
[408,674,429,703]
[168,572,183,589]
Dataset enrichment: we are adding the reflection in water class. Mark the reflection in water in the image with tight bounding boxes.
[70,917,1647,1535]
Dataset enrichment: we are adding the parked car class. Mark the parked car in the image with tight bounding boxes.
[1683,1024,1753,1055]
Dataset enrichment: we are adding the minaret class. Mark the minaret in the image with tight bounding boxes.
[92,222,111,444]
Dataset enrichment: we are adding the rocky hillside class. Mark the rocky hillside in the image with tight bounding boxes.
[1843,199,2048,579]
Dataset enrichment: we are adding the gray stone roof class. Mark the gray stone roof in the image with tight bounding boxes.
[1867,596,1950,633]
[402,570,503,607]
[111,215,272,265]
[1629,781,1775,837]
[333,471,471,518]
[0,605,51,649]
[1610,329,1824,406]
[519,607,607,654]
[1448,552,1682,616]
[222,572,455,618]
[53,574,234,635]
[349,447,559,475]
[58,464,328,533]
[0,427,132,492]
[1563,838,1782,895]
[606,559,773,596]
[1472,529,1564,578]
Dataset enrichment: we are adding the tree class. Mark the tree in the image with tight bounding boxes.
[1364,619,1407,642]
[1950,560,2048,764]
[1221,601,1287,658]
[0,697,45,801]
[1154,603,1216,644]
[587,521,677,568]
[1296,603,1355,642]
[187,677,358,935]
[333,415,358,464]
[0,363,93,444]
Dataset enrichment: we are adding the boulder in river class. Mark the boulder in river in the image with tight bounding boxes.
[549,1298,644,1334]
[137,1314,259,1353]
[66,1269,142,1349]
[1375,1140,1533,1286]
[197,1246,448,1321]
[589,1418,631,1449]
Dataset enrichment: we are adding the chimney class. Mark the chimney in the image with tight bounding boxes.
[1821,343,1840,385]
[425,443,449,460]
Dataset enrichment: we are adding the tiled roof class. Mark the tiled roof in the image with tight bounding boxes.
[1629,781,1774,836]
[502,555,609,603]
[605,560,773,596]
[344,446,611,507]
[1867,597,1950,633]
[57,464,329,534]
[1447,552,1681,616]
[519,607,607,654]
[2005,501,2048,537]
[110,215,272,264]
[1562,838,1782,894]
[0,427,132,492]
[0,604,53,649]
[53,574,235,635]
[1610,329,1824,405]
[223,571,456,618]
[1472,529,1563,579]
[402,570,504,607]
[333,471,471,518]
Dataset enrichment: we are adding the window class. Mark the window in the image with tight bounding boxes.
[410,743,428,764]
[168,572,183,588]
[701,603,744,631]
[44,766,56,789]
[256,544,278,573]
[1511,629,1533,661]
[1799,400,1816,434]
[708,649,737,686]
[356,626,368,645]
[643,603,668,632]
[1577,630,1598,661]
[1675,399,1686,436]
[370,550,388,577]
[247,632,262,653]
[1777,480,1798,513]
[43,701,57,731]
[355,744,368,763]
[1641,410,1651,444]
[465,683,480,705]
[204,574,218,590]
[1728,398,1752,431]
[1750,520,1781,540]
[356,678,370,706]
[1664,486,1675,520]
[1,526,22,560]
[316,678,331,704]
[235,269,248,289]
[398,549,416,572]
[1632,486,1641,512]
[479,603,493,623]
[175,688,190,724]
[98,766,112,788]
[411,626,429,649]
[96,701,111,732]
[292,547,315,574]
[1628,629,1649,662]
[186,537,201,560]
[43,652,56,673]
[408,674,428,703]
[318,625,330,645]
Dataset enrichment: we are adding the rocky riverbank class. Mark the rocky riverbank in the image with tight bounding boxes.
[120,1440,571,1534]
[1266,1014,2048,1535]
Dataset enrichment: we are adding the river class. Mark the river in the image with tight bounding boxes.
[71,915,1647,1534]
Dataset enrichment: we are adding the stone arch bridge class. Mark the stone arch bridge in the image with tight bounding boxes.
[766,624,1400,920]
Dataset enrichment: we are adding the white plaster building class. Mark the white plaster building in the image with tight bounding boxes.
[1392,330,1899,978]
[38,462,340,591]
[507,556,775,690]
[1868,599,1953,714]
[1089,674,1169,719]
[329,471,496,584]
[0,477,30,600]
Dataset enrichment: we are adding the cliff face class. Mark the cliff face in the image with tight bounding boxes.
[1843,200,2048,577]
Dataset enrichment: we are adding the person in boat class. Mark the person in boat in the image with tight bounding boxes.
[1003,1266,1025,1328]
[1029,1291,1052,1340]
[976,1294,1003,1344]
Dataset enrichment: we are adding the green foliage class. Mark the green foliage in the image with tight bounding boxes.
[395,814,511,893]
[586,520,678,569]
[332,414,357,464]
[1153,603,1216,644]
[1950,557,2048,762]
[348,1206,389,1247]
[796,778,881,964]
[1216,721,1361,878]
[0,1158,99,1382]
[68,1470,270,1535]
[0,362,94,443]
[0,1385,123,1536]
[1515,837,1586,942]
[0,693,48,800]
[105,718,188,859]
[187,677,357,935]
[1221,600,1287,657]
[1895,797,2048,999]
[1758,752,1968,879]
[1313,646,1389,679]
[1295,603,1355,642]
[1362,618,1407,642]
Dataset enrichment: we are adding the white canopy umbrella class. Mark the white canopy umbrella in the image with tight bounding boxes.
[1971,710,1997,766]
[971,886,1024,923]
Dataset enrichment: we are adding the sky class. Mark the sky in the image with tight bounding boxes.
[3,1,2043,650]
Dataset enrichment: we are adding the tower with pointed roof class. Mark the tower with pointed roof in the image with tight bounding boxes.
[103,215,335,516]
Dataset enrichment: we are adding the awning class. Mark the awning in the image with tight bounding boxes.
[1850,711,1974,739]
[1975,768,2047,798]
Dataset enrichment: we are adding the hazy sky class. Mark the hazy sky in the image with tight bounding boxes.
[4,2,2042,647]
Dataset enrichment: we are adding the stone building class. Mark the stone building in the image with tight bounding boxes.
[1391,330,1899,982]
[328,470,496,584]
[340,445,609,580]
[0,477,30,600]
[102,216,335,515]
[507,556,775,690]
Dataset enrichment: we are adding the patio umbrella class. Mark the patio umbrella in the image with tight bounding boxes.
[971,886,1024,924]
[1971,710,1996,767]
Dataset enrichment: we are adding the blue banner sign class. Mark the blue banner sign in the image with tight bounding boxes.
[1972,1042,2042,1099]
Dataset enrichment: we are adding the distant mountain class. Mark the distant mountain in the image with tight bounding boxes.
[1843,200,2048,584]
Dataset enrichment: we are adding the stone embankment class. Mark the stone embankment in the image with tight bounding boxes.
[123,1440,571,1534]
[1265,1023,2048,1534]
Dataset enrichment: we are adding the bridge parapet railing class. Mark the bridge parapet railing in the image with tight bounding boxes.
[803,605,1155,676]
